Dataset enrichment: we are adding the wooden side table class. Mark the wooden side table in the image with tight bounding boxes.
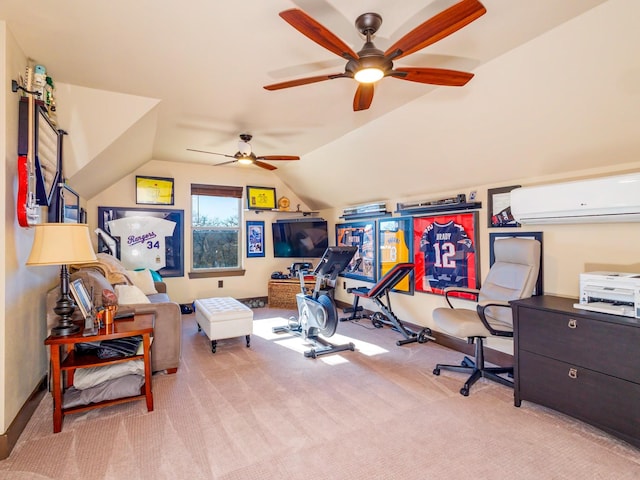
[44,313,154,433]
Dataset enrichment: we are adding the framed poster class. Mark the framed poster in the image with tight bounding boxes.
[136,176,175,205]
[378,217,413,294]
[490,232,543,295]
[98,206,184,277]
[246,186,276,210]
[335,220,377,282]
[246,220,265,258]
[488,185,520,228]
[413,212,479,299]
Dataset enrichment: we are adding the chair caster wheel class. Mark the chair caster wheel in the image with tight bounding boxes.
[460,387,469,396]
[433,368,440,376]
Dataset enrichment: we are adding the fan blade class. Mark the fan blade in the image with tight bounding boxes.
[385,0,486,60]
[393,67,473,86]
[187,148,235,158]
[257,155,300,161]
[264,74,341,91]
[353,83,374,111]
[214,160,239,167]
[253,160,278,171]
[279,9,358,59]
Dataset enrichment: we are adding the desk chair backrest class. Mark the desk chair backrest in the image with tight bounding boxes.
[479,237,541,331]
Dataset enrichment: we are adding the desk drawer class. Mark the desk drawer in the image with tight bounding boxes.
[519,350,640,447]
[517,307,640,383]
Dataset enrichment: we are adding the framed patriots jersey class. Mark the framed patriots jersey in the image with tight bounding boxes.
[98,206,184,277]
[413,212,479,298]
[378,217,413,294]
[335,220,377,282]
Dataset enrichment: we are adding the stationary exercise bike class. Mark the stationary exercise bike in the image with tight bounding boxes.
[272,246,358,358]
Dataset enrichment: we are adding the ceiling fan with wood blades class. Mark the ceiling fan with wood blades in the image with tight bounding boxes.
[187,134,300,171]
[264,0,486,111]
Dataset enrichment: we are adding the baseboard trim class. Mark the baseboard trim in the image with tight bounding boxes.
[0,376,47,460]
[334,301,513,367]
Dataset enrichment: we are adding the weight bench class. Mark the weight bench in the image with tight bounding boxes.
[342,263,434,346]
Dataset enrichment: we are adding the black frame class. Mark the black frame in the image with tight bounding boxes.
[489,231,543,295]
[335,220,377,282]
[70,278,93,319]
[97,206,184,277]
[136,175,175,205]
[246,185,276,210]
[377,216,414,295]
[488,185,521,228]
[59,184,80,223]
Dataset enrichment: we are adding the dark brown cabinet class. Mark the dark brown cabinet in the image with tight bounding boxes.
[511,295,640,449]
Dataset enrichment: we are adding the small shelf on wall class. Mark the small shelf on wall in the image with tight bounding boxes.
[245,209,319,217]
[395,201,482,216]
[339,211,392,220]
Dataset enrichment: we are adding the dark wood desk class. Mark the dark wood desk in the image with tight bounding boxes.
[511,295,640,448]
[44,313,154,433]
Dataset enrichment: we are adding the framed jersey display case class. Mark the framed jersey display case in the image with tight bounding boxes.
[377,217,413,294]
[98,206,184,277]
[335,220,377,282]
[413,212,479,298]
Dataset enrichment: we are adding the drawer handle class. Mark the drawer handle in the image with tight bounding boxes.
[567,319,578,329]
[568,368,578,379]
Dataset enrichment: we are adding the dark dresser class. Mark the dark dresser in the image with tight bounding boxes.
[511,295,640,449]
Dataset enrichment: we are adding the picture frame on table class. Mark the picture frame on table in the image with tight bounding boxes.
[335,220,377,282]
[136,175,175,206]
[487,185,521,228]
[412,211,480,299]
[246,186,276,210]
[59,184,80,223]
[246,220,265,258]
[70,278,94,320]
[377,217,414,295]
[489,231,544,295]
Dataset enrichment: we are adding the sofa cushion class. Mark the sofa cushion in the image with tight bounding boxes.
[127,269,158,295]
[115,285,151,304]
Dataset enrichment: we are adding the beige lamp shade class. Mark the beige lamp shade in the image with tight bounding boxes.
[26,223,97,266]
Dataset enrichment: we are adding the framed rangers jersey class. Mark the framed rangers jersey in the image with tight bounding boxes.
[98,206,184,277]
[413,212,479,298]
[335,220,377,282]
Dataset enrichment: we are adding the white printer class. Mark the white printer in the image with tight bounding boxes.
[574,271,640,318]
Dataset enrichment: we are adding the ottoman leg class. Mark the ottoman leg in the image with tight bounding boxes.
[245,334,251,348]
[211,340,217,354]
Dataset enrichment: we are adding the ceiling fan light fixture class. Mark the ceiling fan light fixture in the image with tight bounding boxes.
[354,67,384,83]
[237,156,253,165]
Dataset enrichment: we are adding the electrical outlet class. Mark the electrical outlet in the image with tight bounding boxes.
[469,190,477,201]
[218,280,223,288]
[343,281,346,289]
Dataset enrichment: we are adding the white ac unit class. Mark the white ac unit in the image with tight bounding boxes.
[510,172,640,224]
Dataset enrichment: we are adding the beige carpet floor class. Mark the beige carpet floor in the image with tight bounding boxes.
[1,308,639,479]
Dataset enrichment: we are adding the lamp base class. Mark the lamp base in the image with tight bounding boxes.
[51,321,81,337]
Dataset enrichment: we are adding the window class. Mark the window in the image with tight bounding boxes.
[191,184,243,272]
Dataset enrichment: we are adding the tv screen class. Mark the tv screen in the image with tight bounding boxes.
[272,220,329,258]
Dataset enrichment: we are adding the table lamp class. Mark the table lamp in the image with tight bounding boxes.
[26,223,97,336]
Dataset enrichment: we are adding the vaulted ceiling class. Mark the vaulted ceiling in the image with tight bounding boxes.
[3,0,638,209]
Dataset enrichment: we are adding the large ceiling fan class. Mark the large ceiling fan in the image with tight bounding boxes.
[187,134,300,171]
[264,0,486,111]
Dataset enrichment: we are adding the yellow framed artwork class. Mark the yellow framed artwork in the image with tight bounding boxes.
[246,185,276,210]
[136,176,175,205]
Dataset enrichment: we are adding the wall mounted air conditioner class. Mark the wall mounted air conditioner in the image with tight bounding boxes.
[510,172,640,224]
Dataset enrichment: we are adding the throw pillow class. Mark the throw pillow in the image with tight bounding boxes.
[127,269,158,295]
[73,359,144,390]
[115,284,151,305]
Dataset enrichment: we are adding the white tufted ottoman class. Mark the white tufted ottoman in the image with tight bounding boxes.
[194,297,253,353]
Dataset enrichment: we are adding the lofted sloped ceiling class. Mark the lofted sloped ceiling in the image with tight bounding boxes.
[2,0,637,208]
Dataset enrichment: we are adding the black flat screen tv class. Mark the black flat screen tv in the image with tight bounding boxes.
[272,220,329,258]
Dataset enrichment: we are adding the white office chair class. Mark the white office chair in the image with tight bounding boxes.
[432,237,541,396]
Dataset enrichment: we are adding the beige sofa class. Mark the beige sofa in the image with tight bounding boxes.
[46,254,182,373]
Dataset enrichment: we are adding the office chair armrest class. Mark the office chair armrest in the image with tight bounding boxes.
[476,300,513,337]
[443,287,480,309]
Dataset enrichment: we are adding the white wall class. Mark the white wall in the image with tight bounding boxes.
[1,23,56,435]
[87,159,314,304]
